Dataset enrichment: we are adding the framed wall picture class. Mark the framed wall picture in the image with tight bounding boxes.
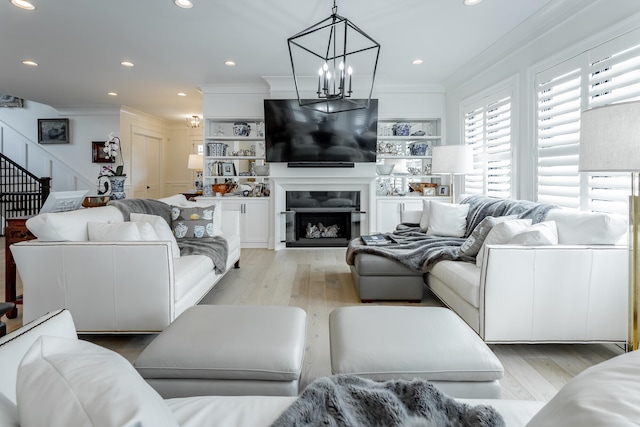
[221,162,236,176]
[438,185,450,197]
[0,94,23,108]
[38,118,70,144]
[423,187,436,196]
[92,141,114,163]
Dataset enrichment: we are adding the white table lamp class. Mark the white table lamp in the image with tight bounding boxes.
[187,154,204,194]
[579,101,640,351]
[431,145,474,203]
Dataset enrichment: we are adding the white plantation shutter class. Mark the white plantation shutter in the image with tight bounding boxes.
[535,28,640,214]
[464,89,512,198]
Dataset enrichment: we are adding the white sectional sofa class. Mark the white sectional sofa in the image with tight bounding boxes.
[10,194,240,333]
[349,196,629,345]
[3,309,640,427]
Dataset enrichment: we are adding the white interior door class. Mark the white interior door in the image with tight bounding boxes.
[132,132,161,199]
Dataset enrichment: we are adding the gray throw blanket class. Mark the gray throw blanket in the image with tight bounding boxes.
[270,375,505,427]
[108,199,229,274]
[346,195,557,273]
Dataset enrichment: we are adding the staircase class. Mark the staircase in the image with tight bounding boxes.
[0,153,51,235]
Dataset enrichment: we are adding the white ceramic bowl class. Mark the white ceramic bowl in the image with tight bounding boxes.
[376,164,395,175]
[254,165,270,176]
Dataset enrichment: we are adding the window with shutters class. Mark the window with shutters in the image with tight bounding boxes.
[463,89,512,198]
[535,29,640,214]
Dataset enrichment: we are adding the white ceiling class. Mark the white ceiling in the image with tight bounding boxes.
[0,0,555,122]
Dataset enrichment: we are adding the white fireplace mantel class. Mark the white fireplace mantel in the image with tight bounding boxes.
[270,163,377,250]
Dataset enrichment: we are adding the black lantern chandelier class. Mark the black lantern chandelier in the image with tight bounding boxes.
[287,0,380,114]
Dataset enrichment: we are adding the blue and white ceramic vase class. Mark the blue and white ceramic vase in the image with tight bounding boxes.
[108,176,127,200]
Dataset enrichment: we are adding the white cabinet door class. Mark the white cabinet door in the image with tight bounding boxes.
[218,198,269,247]
[376,198,423,233]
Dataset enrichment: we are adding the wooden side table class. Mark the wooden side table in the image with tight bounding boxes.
[4,216,35,318]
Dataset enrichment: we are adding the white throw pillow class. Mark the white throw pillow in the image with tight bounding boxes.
[476,219,532,267]
[459,215,518,257]
[545,208,627,244]
[419,200,431,232]
[17,336,178,427]
[131,213,181,258]
[25,206,124,241]
[426,202,469,237]
[508,221,558,246]
[87,221,158,242]
[526,350,640,427]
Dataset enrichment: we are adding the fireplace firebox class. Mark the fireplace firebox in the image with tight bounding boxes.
[283,191,362,247]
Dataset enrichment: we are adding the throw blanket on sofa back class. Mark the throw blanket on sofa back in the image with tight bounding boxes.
[108,199,229,274]
[345,195,556,273]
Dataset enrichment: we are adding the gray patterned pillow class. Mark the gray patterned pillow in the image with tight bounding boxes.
[170,205,216,239]
[458,215,517,257]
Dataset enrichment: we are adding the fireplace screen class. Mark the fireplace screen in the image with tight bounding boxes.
[282,191,363,247]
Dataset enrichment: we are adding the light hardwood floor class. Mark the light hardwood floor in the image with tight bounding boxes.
[1,241,623,401]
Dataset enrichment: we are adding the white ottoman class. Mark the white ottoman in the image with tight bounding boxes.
[134,305,307,398]
[329,306,503,398]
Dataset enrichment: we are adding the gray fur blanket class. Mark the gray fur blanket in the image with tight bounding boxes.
[346,196,557,273]
[108,199,228,274]
[270,375,505,427]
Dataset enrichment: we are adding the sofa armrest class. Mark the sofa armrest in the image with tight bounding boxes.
[11,241,175,332]
[479,244,627,343]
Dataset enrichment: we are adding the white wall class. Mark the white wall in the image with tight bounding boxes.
[443,0,640,200]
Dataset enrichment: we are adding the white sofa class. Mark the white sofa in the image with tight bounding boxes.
[3,309,640,427]
[10,194,240,333]
[351,196,629,345]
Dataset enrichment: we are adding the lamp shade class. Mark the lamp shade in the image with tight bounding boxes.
[187,154,203,170]
[579,101,640,172]
[431,145,474,175]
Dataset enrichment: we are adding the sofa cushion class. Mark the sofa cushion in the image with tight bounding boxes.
[426,201,469,237]
[476,219,532,267]
[508,221,558,246]
[159,195,223,237]
[459,215,517,257]
[545,208,627,245]
[0,393,18,427]
[131,213,181,258]
[170,204,219,239]
[88,221,158,241]
[17,336,178,427]
[526,350,640,427]
[173,255,215,301]
[26,205,123,241]
[429,260,482,308]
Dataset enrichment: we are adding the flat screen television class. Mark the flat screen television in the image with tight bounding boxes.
[264,99,378,166]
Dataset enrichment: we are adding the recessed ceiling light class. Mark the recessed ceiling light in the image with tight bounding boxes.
[11,0,35,10]
[177,92,187,97]
[22,60,38,66]
[174,0,193,9]
[463,0,482,5]
[412,59,424,65]
[224,61,236,67]
[108,92,118,96]
[120,61,134,67]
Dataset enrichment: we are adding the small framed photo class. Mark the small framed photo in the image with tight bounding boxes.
[0,94,23,108]
[221,162,236,176]
[438,185,450,197]
[423,187,436,196]
[92,141,114,163]
[38,118,70,144]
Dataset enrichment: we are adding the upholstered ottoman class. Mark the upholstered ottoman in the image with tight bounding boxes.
[350,253,425,302]
[329,306,503,398]
[134,305,306,398]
